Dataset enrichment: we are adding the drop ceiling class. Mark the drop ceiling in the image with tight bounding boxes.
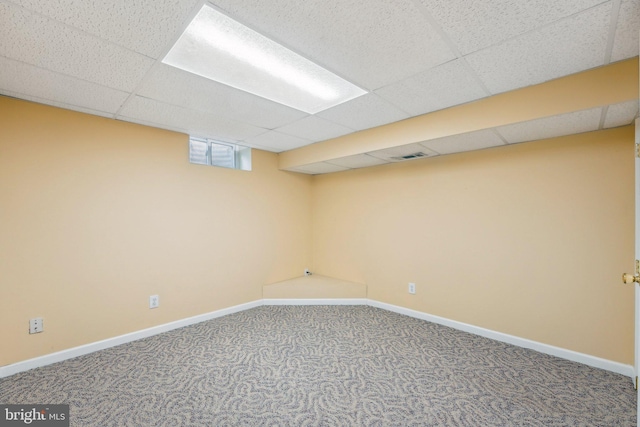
[0,0,638,174]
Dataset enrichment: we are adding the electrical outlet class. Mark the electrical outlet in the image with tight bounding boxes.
[408,283,416,295]
[29,318,43,334]
[149,295,159,309]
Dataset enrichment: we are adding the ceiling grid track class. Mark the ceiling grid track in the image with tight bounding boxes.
[603,0,623,64]
[409,0,493,97]
[114,0,208,119]
[0,0,637,165]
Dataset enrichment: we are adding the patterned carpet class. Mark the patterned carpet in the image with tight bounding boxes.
[0,305,636,426]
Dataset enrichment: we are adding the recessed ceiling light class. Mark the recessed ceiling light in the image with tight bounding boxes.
[163,4,367,114]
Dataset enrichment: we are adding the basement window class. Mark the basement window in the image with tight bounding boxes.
[189,137,251,171]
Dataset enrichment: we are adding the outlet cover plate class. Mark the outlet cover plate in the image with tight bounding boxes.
[149,295,159,309]
[408,283,416,294]
[29,317,43,334]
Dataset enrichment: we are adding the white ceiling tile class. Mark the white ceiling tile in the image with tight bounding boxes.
[0,2,154,91]
[0,56,128,114]
[465,3,611,94]
[138,65,308,130]
[242,131,313,153]
[603,100,639,128]
[207,0,456,90]
[275,116,354,142]
[11,0,200,58]
[118,96,266,142]
[375,59,488,116]
[420,0,606,55]
[0,91,114,119]
[1,0,636,154]
[285,162,351,175]
[496,108,602,144]
[368,143,439,162]
[326,154,390,169]
[611,0,640,62]
[419,129,506,155]
[315,93,410,131]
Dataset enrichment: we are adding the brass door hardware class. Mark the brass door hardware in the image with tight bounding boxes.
[622,260,640,284]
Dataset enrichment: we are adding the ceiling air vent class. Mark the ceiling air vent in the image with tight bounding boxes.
[390,152,430,161]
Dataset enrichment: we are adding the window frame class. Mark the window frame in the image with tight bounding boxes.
[189,137,251,171]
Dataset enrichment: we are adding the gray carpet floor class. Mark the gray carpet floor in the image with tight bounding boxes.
[0,305,636,426]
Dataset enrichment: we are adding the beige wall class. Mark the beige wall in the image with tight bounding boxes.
[311,126,635,364]
[0,97,312,366]
[1,95,635,368]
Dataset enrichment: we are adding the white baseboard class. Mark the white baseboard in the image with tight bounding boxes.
[0,300,263,379]
[2,298,633,380]
[367,299,635,379]
[264,298,368,306]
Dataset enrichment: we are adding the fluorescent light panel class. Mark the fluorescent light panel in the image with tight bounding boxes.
[163,4,367,114]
